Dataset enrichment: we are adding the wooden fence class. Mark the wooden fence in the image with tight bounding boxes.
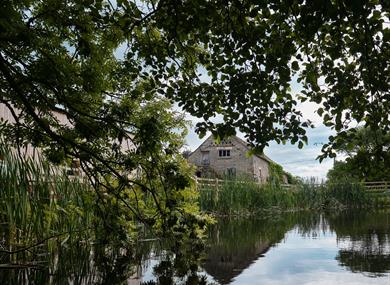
[193,177,291,191]
[362,181,390,192]
[194,177,390,192]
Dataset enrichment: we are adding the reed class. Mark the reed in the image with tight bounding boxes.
[0,144,95,249]
[198,177,375,216]
[199,177,296,215]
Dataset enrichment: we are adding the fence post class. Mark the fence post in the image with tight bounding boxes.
[216,178,219,204]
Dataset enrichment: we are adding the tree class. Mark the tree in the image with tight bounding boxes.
[0,0,212,237]
[0,1,388,228]
[327,127,390,182]
[327,160,361,183]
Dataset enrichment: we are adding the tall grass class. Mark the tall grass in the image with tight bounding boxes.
[198,177,376,216]
[199,177,296,215]
[0,144,95,250]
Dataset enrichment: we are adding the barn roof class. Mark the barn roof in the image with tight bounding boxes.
[230,135,274,164]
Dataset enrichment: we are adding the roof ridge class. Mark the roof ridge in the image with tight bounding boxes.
[231,135,274,163]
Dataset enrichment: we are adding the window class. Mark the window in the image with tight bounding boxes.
[218,149,231,157]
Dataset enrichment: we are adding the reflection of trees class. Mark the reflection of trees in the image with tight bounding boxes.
[336,250,390,277]
[0,232,211,284]
[143,239,210,285]
[0,242,152,284]
[2,210,389,283]
[204,210,390,283]
[293,212,325,237]
[203,213,309,284]
[326,210,390,276]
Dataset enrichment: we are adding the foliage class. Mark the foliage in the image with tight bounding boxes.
[327,161,361,183]
[327,127,390,182]
[0,0,388,160]
[0,141,209,254]
[198,177,295,215]
[0,144,214,284]
[0,1,388,234]
[0,0,209,237]
[268,162,285,185]
[284,171,301,185]
[267,161,300,185]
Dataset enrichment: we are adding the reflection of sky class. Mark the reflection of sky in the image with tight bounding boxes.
[139,228,390,285]
[230,229,390,285]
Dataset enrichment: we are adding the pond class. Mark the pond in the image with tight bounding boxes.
[1,210,390,284]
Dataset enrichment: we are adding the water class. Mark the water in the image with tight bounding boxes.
[199,211,390,285]
[1,210,390,284]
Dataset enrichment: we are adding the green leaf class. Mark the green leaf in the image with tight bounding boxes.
[291,61,299,71]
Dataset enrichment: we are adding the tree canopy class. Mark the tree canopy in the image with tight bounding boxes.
[327,127,390,182]
[0,1,389,228]
[1,1,389,151]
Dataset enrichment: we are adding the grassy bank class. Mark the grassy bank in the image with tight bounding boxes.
[198,177,390,216]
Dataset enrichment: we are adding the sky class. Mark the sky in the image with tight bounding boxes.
[183,80,336,180]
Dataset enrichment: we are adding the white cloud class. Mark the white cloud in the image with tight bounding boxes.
[265,125,336,179]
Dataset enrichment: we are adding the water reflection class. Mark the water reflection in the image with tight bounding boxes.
[0,242,151,284]
[202,211,390,284]
[329,211,390,277]
[0,238,211,284]
[203,216,294,284]
[1,210,390,284]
